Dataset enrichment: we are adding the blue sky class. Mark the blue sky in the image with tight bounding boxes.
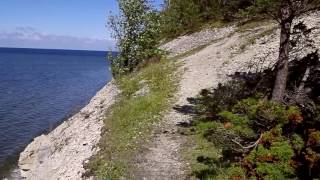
[0,0,164,51]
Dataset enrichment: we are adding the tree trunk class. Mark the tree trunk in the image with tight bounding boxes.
[271,5,294,102]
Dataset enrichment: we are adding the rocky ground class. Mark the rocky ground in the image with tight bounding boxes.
[133,10,320,180]
[160,26,235,57]
[18,81,119,180]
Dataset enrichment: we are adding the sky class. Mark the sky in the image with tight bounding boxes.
[0,0,163,51]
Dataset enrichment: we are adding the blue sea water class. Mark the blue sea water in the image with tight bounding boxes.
[0,47,112,175]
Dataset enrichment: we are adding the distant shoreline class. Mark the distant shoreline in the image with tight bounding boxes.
[0,47,119,57]
[0,46,117,53]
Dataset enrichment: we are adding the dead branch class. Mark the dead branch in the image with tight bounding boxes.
[298,66,311,92]
[232,134,262,150]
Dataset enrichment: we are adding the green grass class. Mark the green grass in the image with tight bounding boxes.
[172,43,212,60]
[233,25,277,55]
[233,19,276,55]
[87,59,178,179]
[236,19,273,33]
[201,19,232,30]
[181,120,247,180]
[160,19,231,45]
[180,121,229,180]
[171,33,233,61]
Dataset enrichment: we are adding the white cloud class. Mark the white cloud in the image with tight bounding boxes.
[0,27,116,51]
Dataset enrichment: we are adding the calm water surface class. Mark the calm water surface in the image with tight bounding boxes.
[0,48,112,177]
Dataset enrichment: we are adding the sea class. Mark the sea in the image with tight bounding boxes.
[0,47,113,178]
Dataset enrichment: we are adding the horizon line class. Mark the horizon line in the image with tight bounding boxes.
[0,46,118,52]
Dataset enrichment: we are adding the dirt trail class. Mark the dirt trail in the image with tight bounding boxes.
[132,10,320,180]
[133,28,251,180]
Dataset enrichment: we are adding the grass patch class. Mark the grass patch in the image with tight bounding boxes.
[233,25,277,55]
[236,19,273,33]
[87,59,178,179]
[160,19,231,43]
[171,33,234,61]
[201,20,233,30]
[172,43,212,60]
[180,121,230,180]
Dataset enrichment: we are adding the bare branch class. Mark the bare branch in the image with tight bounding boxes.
[232,134,263,150]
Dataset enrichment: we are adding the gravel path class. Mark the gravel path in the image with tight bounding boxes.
[133,27,244,180]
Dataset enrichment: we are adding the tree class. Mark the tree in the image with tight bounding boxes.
[271,0,307,102]
[160,0,201,38]
[250,0,319,102]
[109,0,161,75]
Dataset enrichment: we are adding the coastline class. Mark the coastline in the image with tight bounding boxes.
[18,80,119,179]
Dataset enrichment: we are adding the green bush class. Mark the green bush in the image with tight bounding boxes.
[291,134,304,152]
[245,126,296,179]
[227,165,246,178]
[160,0,201,39]
[159,0,260,39]
[109,0,162,75]
[218,110,256,139]
[183,94,310,179]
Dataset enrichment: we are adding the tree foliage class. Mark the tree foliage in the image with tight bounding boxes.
[160,0,201,38]
[109,0,161,75]
[160,0,257,38]
[160,0,319,38]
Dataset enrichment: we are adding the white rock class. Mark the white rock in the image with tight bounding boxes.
[18,80,119,180]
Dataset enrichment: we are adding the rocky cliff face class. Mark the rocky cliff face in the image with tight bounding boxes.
[18,81,119,179]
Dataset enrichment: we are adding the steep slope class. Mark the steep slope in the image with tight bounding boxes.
[18,82,119,179]
[132,10,320,180]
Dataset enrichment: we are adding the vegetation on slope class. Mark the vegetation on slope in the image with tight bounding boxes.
[86,59,178,179]
[160,0,320,39]
[108,0,162,75]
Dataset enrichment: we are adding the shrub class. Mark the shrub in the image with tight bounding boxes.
[109,0,162,75]
[291,133,304,152]
[245,127,296,179]
[160,0,201,39]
